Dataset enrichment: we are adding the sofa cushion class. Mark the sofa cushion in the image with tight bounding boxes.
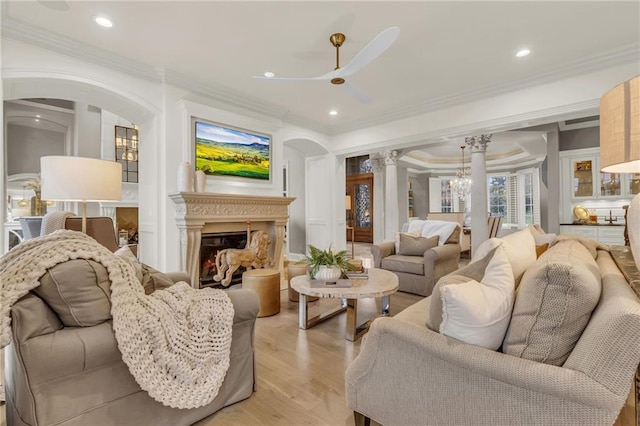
[33,259,112,327]
[380,255,425,275]
[433,244,515,350]
[397,234,439,256]
[140,264,175,295]
[394,229,421,253]
[474,228,537,285]
[502,239,602,366]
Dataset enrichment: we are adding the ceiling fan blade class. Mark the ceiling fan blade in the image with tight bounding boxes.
[337,26,400,78]
[253,69,338,82]
[341,81,372,103]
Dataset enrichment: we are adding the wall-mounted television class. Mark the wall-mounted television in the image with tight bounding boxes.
[193,118,271,181]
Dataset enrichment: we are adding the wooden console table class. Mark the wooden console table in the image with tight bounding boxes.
[610,246,640,426]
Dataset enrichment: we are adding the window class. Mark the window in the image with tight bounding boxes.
[115,125,139,183]
[488,168,540,228]
[440,179,453,212]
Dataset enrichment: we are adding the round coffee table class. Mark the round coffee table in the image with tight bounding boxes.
[291,268,399,341]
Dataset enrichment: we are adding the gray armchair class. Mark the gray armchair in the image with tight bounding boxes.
[4,259,259,426]
[372,226,461,296]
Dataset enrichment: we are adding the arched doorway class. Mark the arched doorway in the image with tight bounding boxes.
[2,74,162,265]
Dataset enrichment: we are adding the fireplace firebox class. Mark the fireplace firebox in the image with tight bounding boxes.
[199,232,248,287]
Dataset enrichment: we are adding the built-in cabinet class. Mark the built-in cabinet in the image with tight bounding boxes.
[559,224,625,246]
[559,147,634,245]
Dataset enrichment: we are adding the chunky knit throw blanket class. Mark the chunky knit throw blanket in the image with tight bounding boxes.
[0,230,235,409]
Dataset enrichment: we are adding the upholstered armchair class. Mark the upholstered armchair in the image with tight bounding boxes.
[4,245,259,425]
[371,220,461,296]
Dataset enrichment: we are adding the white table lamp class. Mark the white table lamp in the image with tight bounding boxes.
[600,75,640,269]
[41,156,122,233]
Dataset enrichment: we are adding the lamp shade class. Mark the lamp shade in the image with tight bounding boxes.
[41,156,122,201]
[600,75,640,173]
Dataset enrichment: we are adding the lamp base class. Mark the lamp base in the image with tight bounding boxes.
[628,193,640,271]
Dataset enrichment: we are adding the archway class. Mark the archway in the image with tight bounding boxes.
[282,136,330,258]
[2,74,163,265]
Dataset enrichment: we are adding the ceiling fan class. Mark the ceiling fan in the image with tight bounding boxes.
[254,26,400,103]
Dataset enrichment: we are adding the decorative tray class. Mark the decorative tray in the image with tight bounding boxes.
[573,205,589,221]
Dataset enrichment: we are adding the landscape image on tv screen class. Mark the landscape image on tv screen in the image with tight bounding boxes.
[195,120,270,180]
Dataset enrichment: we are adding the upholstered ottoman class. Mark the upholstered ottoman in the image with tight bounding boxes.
[242,268,281,317]
[287,263,318,303]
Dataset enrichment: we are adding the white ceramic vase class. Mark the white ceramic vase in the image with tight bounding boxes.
[177,162,194,192]
[628,193,640,270]
[194,170,207,192]
[314,265,342,282]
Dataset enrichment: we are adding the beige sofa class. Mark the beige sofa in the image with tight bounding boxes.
[346,232,640,425]
[372,220,461,296]
[4,259,259,426]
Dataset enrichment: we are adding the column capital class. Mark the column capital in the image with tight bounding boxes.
[380,150,399,166]
[465,134,492,153]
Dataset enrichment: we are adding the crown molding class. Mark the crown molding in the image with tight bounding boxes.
[2,18,164,84]
[329,43,640,135]
[331,99,599,157]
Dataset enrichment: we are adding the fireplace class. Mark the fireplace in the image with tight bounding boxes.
[200,231,247,287]
[170,192,295,288]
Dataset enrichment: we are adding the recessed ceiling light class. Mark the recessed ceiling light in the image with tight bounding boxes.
[516,49,531,58]
[329,110,338,116]
[35,114,41,118]
[263,71,275,78]
[93,16,113,28]
[34,118,40,122]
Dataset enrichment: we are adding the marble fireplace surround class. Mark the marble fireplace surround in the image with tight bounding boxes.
[170,192,295,288]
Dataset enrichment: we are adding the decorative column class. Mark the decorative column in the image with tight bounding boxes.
[466,134,492,255]
[370,157,385,243]
[382,150,399,242]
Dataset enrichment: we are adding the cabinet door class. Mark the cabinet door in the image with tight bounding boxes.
[570,158,595,199]
[627,173,640,196]
[599,170,622,197]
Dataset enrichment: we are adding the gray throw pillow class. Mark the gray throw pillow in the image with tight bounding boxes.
[502,239,601,365]
[397,234,439,256]
[34,259,112,327]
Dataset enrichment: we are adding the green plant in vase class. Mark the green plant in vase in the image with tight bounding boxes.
[303,244,352,281]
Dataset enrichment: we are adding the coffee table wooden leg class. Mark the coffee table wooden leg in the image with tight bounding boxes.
[298,295,347,330]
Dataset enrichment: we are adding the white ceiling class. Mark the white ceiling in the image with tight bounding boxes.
[2,1,638,169]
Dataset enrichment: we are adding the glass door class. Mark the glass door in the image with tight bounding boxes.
[346,173,374,243]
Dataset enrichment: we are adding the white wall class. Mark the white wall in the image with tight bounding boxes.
[6,124,65,175]
[283,144,306,255]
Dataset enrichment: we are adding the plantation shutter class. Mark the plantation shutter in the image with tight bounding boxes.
[508,175,519,226]
[429,178,442,212]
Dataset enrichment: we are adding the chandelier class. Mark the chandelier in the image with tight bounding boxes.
[450,145,472,201]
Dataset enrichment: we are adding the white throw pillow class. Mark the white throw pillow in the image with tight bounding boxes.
[420,220,459,246]
[440,243,515,350]
[474,228,536,284]
[114,245,143,282]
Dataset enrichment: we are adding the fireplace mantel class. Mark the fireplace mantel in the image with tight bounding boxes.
[169,192,295,287]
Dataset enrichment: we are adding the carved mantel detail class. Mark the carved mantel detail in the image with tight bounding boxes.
[170,192,296,288]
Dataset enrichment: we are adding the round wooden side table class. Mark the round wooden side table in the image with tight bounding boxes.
[242,269,281,317]
[287,263,318,303]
